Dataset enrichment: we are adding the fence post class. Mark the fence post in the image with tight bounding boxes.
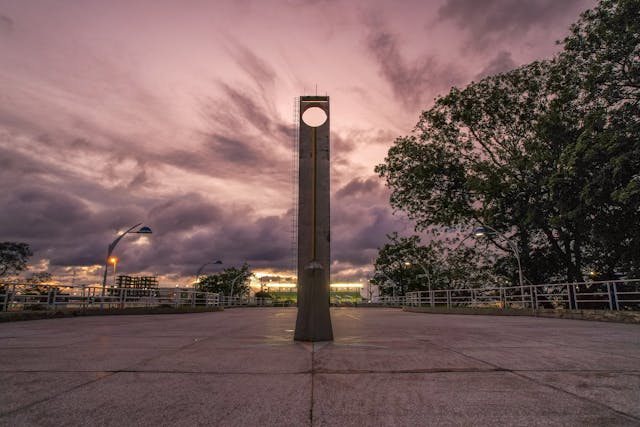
[606,282,613,310]
[567,284,575,310]
[174,290,180,308]
[533,285,538,310]
[51,287,57,310]
[447,290,451,308]
[529,285,534,310]
[612,282,620,311]
[10,284,16,311]
[2,284,9,312]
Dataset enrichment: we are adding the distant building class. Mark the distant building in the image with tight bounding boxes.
[263,283,297,304]
[330,283,363,304]
[109,275,159,297]
[116,275,159,289]
[261,282,364,305]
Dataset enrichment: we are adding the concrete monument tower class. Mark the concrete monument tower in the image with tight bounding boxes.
[294,96,333,341]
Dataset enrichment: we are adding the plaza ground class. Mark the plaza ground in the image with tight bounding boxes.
[0,308,639,426]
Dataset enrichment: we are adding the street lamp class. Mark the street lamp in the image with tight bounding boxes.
[375,269,399,300]
[473,225,525,305]
[229,271,250,302]
[101,223,152,296]
[194,260,223,288]
[109,256,118,287]
[401,250,434,308]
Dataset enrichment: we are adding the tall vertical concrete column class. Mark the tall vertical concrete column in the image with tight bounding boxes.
[294,96,333,342]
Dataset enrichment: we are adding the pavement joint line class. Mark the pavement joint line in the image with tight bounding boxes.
[3,368,640,375]
[0,371,117,418]
[309,342,316,427]
[429,339,640,423]
[119,333,220,372]
[509,370,640,423]
[532,340,640,361]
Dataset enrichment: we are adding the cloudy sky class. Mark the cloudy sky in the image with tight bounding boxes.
[0,0,596,286]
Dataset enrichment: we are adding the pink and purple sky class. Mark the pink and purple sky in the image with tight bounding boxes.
[0,0,596,286]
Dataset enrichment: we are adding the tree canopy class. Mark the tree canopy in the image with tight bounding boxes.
[371,233,505,296]
[0,242,33,278]
[376,0,639,283]
[196,263,253,296]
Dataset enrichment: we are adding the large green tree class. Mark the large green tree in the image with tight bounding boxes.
[376,0,639,282]
[555,0,640,278]
[197,263,253,296]
[371,233,504,296]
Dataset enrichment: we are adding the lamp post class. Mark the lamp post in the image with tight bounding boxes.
[101,223,152,296]
[194,260,223,288]
[400,249,434,307]
[473,225,525,306]
[109,256,118,287]
[229,271,250,303]
[375,269,399,302]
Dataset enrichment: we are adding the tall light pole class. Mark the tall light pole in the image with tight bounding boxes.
[474,225,525,305]
[400,249,434,307]
[229,270,251,301]
[194,260,223,288]
[101,223,152,296]
[375,269,399,300]
[110,256,118,287]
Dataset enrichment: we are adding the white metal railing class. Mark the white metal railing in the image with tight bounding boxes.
[405,279,640,311]
[0,283,220,312]
[0,283,291,311]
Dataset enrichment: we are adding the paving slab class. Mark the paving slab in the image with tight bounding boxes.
[0,307,639,426]
[313,372,635,426]
[0,372,310,427]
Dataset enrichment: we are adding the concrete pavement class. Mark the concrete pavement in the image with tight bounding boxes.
[0,308,639,426]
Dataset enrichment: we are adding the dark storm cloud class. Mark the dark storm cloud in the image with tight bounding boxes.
[0,14,14,35]
[438,0,594,50]
[335,176,381,199]
[227,42,277,94]
[193,80,292,181]
[204,133,261,164]
[133,206,293,276]
[365,27,463,110]
[148,193,224,233]
[474,50,518,80]
[331,174,409,272]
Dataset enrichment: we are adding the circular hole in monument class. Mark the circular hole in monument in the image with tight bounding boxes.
[302,107,328,127]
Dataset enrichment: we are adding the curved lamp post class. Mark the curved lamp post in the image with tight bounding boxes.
[229,271,251,302]
[194,260,223,288]
[375,269,400,300]
[402,253,434,307]
[101,223,152,296]
[474,225,524,305]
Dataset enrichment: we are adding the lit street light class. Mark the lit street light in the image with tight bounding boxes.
[101,223,152,296]
[109,256,118,287]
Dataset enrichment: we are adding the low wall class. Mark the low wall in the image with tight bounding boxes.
[0,306,224,322]
[403,306,640,324]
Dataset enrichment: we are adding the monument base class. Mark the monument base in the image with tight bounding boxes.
[294,261,333,341]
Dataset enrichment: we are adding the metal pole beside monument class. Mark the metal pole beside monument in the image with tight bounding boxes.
[294,96,333,342]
